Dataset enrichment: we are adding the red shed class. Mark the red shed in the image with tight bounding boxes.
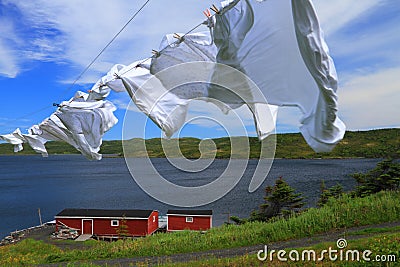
[55,209,158,237]
[167,210,212,232]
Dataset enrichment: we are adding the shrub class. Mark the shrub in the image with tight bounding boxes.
[250,177,305,221]
[317,180,344,207]
[352,160,400,197]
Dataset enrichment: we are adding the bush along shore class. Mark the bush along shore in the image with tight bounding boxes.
[0,160,399,266]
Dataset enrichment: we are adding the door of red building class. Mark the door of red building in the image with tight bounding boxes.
[82,219,93,235]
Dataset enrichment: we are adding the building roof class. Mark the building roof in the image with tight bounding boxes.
[167,210,212,216]
[56,209,155,219]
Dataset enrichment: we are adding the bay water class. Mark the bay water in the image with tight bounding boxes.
[0,155,380,239]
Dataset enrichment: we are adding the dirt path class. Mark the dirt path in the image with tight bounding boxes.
[37,221,400,266]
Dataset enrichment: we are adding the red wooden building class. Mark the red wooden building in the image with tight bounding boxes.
[167,210,212,231]
[55,209,158,237]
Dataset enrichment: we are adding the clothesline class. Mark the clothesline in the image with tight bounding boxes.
[118,9,217,77]
[8,1,219,124]
[6,0,154,124]
[58,0,153,102]
[1,0,346,161]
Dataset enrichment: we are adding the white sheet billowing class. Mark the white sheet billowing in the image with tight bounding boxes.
[95,0,345,152]
[93,60,190,138]
[150,31,279,140]
[95,32,278,140]
[1,91,118,160]
[1,0,345,158]
[213,0,345,152]
[0,128,49,156]
[0,129,30,153]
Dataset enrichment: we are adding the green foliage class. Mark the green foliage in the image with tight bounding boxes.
[0,239,61,265]
[1,128,399,159]
[349,225,400,236]
[39,191,400,263]
[1,191,399,265]
[274,128,400,159]
[317,181,344,207]
[161,232,400,267]
[352,160,400,197]
[229,216,246,225]
[250,177,305,221]
[115,217,130,239]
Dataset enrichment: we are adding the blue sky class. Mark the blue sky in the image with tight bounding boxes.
[0,0,399,141]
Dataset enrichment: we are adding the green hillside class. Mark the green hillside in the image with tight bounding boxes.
[0,128,399,159]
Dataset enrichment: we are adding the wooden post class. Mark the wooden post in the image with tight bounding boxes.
[38,208,43,226]
[222,212,230,224]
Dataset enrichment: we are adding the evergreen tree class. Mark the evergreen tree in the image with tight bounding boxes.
[352,160,400,197]
[317,181,343,207]
[229,216,246,225]
[251,177,305,221]
[116,216,130,240]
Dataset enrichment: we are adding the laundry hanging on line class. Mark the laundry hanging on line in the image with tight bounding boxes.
[1,0,345,159]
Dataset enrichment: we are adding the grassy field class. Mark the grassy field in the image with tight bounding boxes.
[0,128,399,159]
[161,232,400,267]
[0,191,399,266]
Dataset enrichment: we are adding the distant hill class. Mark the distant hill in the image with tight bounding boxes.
[0,128,399,159]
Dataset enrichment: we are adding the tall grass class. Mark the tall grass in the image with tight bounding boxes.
[160,232,400,267]
[47,191,400,263]
[0,239,60,266]
[1,191,399,265]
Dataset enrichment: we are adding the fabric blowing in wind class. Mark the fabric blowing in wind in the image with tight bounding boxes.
[213,0,345,152]
[0,0,346,159]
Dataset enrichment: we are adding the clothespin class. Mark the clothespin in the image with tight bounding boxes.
[203,8,215,28]
[173,33,184,43]
[113,72,121,79]
[203,8,211,18]
[152,49,160,57]
[210,4,220,14]
[173,33,181,39]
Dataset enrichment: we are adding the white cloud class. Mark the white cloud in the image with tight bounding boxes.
[313,0,381,35]
[2,0,394,81]
[311,0,400,132]
[0,40,19,78]
[1,0,398,137]
[311,0,400,77]
[0,0,214,81]
[0,16,21,78]
[332,25,400,64]
[24,37,65,61]
[338,67,400,130]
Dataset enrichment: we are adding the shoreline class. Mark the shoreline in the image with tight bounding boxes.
[0,222,55,246]
[0,158,386,240]
[1,128,399,159]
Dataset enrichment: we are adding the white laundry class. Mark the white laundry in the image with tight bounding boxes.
[212,0,346,152]
[1,92,118,160]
